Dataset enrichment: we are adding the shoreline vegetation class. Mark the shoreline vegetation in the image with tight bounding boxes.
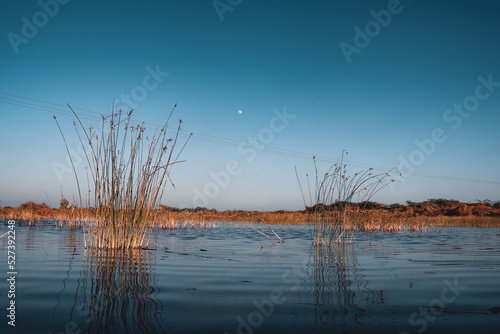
[2,199,499,230]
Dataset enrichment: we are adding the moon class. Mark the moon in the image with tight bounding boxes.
[238,109,243,114]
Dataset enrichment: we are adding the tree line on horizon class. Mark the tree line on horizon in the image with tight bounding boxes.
[1,198,500,219]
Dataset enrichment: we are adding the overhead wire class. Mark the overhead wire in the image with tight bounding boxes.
[1,91,499,185]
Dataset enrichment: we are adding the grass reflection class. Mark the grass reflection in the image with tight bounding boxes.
[71,248,170,333]
[307,239,381,330]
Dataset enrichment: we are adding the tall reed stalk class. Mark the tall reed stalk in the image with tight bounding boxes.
[54,104,190,249]
[299,151,398,246]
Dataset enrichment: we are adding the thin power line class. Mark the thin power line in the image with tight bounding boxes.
[1,91,499,185]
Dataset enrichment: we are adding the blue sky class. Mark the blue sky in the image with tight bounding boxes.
[1,0,499,210]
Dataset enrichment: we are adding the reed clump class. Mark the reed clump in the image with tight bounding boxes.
[299,151,399,246]
[54,104,190,249]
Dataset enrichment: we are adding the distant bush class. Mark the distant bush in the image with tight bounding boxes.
[60,198,69,209]
[388,203,405,210]
[18,202,53,217]
[306,203,333,213]
[159,205,182,212]
[358,201,383,210]
[428,198,460,208]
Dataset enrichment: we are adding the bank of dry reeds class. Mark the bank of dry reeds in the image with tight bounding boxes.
[2,203,499,230]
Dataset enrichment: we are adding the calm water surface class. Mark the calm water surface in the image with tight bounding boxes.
[1,220,499,333]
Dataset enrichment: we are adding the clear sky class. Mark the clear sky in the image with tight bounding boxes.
[1,0,499,210]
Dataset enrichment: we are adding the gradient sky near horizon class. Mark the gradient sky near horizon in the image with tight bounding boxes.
[1,0,499,210]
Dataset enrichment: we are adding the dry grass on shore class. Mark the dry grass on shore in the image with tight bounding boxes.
[2,204,499,229]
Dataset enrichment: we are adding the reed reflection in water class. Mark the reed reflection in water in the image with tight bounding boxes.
[70,248,170,333]
[306,240,382,331]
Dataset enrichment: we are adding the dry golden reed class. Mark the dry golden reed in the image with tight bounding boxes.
[54,103,190,249]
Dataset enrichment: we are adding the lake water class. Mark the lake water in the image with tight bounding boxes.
[1,220,499,333]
